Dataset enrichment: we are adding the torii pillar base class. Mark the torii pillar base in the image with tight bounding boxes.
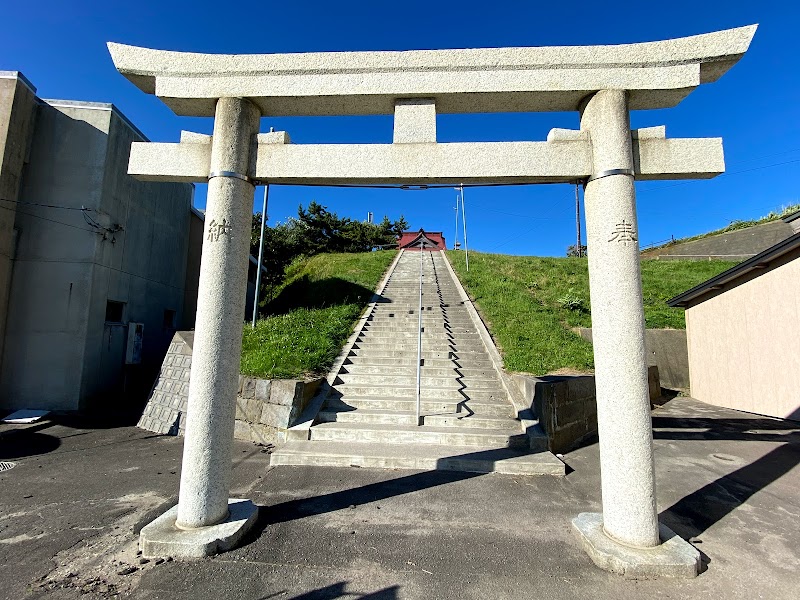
[140,499,258,560]
[573,513,700,579]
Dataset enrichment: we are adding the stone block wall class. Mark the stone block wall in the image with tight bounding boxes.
[233,377,323,444]
[137,332,193,435]
[514,365,660,454]
[138,331,322,443]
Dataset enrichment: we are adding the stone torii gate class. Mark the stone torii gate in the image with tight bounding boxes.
[108,25,755,575]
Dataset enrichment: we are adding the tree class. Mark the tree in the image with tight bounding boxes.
[566,244,588,257]
[250,202,408,310]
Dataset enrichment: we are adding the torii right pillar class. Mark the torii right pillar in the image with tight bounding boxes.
[573,89,701,577]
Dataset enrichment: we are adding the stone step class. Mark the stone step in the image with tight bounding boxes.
[334,373,503,390]
[347,353,495,367]
[385,299,461,303]
[351,347,492,357]
[378,300,462,305]
[364,317,474,325]
[318,408,422,426]
[320,408,521,432]
[366,318,472,324]
[355,336,483,346]
[270,442,565,476]
[333,384,508,401]
[422,414,521,431]
[377,300,463,305]
[346,354,490,365]
[340,364,501,379]
[308,422,528,448]
[360,327,480,336]
[345,357,496,369]
[368,313,467,320]
[359,329,481,338]
[365,321,474,329]
[353,341,489,351]
[326,397,516,418]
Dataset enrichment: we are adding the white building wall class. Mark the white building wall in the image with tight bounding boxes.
[686,251,800,421]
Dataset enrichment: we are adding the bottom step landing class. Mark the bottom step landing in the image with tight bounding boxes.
[270,441,565,476]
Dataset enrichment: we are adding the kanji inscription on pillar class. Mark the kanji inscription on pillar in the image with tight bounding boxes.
[608,220,637,245]
[207,218,232,242]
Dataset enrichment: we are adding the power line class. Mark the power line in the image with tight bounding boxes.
[0,197,93,211]
[0,204,101,234]
[727,147,800,165]
[488,223,541,252]
[0,197,122,235]
[638,158,800,196]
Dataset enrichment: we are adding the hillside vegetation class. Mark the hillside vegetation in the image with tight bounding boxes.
[240,251,396,379]
[447,251,735,375]
[645,203,800,251]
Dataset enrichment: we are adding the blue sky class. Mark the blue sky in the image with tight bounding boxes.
[3,1,798,256]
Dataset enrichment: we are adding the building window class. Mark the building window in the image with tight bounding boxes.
[163,309,176,329]
[105,300,125,323]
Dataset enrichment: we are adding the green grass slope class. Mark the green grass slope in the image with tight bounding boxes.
[447,251,735,376]
[240,250,396,379]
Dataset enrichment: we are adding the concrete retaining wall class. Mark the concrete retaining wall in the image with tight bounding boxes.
[137,331,322,443]
[577,327,689,391]
[642,220,793,261]
[513,365,660,454]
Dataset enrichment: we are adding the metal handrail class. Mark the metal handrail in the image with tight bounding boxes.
[416,242,424,426]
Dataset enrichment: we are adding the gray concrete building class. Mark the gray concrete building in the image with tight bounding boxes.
[0,71,195,413]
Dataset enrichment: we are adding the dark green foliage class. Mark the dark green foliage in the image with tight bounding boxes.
[566,244,587,257]
[250,202,407,307]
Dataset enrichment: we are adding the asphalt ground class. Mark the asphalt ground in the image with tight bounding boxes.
[1,397,798,599]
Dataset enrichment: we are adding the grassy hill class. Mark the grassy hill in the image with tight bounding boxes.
[240,250,396,379]
[447,251,735,375]
[239,248,735,380]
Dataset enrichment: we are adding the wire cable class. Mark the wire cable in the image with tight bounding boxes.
[0,204,100,234]
[0,197,93,210]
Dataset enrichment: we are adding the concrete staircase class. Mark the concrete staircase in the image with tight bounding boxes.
[271,250,563,476]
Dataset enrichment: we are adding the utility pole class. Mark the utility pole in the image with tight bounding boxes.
[575,183,582,257]
[252,184,269,327]
[454,192,460,252]
[461,183,469,271]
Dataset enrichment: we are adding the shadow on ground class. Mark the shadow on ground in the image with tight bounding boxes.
[649,407,800,534]
[274,582,401,599]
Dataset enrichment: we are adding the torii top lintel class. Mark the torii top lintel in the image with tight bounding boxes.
[108,25,756,118]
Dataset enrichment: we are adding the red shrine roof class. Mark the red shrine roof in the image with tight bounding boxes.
[398,229,447,251]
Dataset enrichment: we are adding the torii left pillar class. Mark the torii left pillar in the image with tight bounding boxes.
[139,97,262,558]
